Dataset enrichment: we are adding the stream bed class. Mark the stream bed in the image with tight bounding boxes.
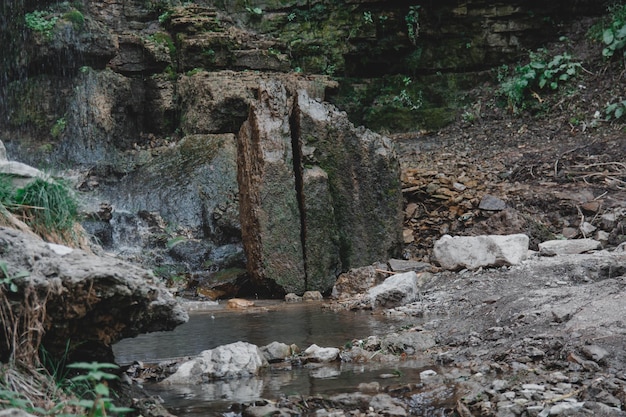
[113,300,435,416]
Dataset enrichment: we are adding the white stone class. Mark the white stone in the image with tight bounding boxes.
[163,341,268,384]
[304,344,340,362]
[366,271,419,308]
[419,369,437,378]
[47,243,74,256]
[433,234,529,270]
[538,239,601,256]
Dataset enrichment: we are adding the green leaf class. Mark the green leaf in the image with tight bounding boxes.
[603,47,613,58]
[615,106,624,119]
[550,81,558,89]
[538,78,547,88]
[604,28,615,45]
[95,383,110,396]
[559,73,569,81]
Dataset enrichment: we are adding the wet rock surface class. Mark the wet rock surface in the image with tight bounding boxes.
[0,226,188,363]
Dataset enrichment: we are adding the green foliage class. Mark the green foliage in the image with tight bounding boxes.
[602,22,626,58]
[0,260,29,293]
[362,11,373,25]
[66,362,133,416]
[0,175,13,207]
[158,10,173,25]
[590,2,626,59]
[605,99,626,119]
[149,31,176,59]
[25,10,59,39]
[405,5,421,45]
[63,9,85,29]
[246,6,263,18]
[14,178,78,241]
[50,117,67,139]
[499,48,582,112]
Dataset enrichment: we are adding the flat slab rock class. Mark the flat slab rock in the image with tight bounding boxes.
[433,233,529,270]
[538,238,602,256]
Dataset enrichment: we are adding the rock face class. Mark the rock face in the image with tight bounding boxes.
[0,226,188,363]
[238,83,402,294]
[433,234,530,270]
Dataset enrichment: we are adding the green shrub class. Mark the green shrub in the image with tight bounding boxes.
[605,99,626,119]
[63,9,85,29]
[25,10,58,39]
[14,178,78,242]
[500,48,581,112]
[590,3,626,59]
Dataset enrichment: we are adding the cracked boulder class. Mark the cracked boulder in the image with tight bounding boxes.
[237,81,402,295]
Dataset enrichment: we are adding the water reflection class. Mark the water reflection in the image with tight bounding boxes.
[113,301,423,417]
[113,301,409,364]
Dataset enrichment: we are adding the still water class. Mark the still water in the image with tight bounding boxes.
[113,300,432,416]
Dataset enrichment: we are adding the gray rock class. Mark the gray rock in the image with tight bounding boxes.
[0,226,187,363]
[433,234,529,270]
[581,344,609,363]
[303,344,340,362]
[369,394,407,417]
[303,290,323,301]
[381,330,437,354]
[479,194,507,211]
[367,271,420,308]
[332,266,385,299]
[0,140,6,161]
[388,259,431,273]
[538,238,601,256]
[261,341,293,362]
[0,409,37,417]
[285,293,303,302]
[163,341,268,384]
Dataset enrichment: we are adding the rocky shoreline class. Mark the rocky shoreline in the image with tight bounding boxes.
[126,243,626,417]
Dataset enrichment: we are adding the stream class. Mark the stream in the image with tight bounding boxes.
[113,300,432,416]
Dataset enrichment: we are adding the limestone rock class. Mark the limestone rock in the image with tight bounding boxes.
[296,89,403,272]
[163,341,268,384]
[227,298,255,309]
[261,341,293,362]
[332,265,387,300]
[367,271,421,308]
[388,259,431,273]
[0,226,188,363]
[433,234,529,270]
[237,80,306,294]
[303,344,340,362]
[381,330,437,354]
[479,194,507,211]
[302,290,323,301]
[538,238,601,256]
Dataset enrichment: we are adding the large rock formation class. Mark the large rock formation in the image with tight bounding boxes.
[7,0,601,295]
[0,226,188,363]
[238,83,401,294]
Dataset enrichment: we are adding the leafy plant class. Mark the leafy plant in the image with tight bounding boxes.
[0,261,29,293]
[605,99,626,119]
[66,362,133,416]
[405,5,421,45]
[500,48,582,112]
[25,10,59,39]
[590,2,626,59]
[50,117,66,139]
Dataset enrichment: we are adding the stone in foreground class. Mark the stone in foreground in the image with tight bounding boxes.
[367,271,421,308]
[433,234,529,270]
[163,341,268,384]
